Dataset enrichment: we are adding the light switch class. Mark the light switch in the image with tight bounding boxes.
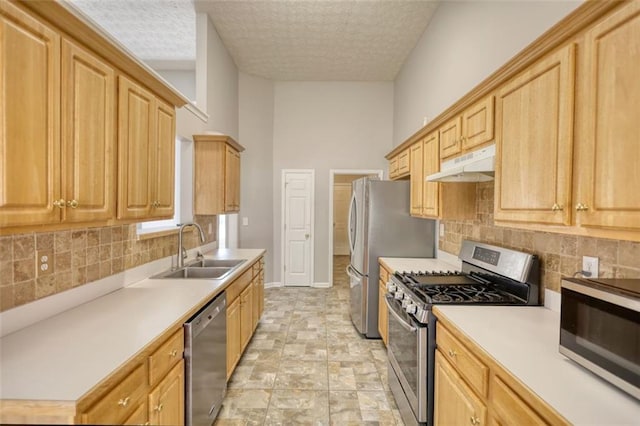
[242,217,249,226]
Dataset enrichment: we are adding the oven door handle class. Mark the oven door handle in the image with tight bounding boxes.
[385,296,417,333]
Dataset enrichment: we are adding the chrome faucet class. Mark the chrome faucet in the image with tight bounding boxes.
[177,223,206,269]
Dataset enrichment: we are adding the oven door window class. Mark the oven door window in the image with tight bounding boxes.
[387,299,421,397]
[561,288,640,389]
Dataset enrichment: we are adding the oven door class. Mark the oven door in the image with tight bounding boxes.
[386,295,428,423]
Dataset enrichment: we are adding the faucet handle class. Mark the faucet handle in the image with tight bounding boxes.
[196,251,204,261]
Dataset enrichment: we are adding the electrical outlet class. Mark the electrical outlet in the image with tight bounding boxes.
[37,250,53,277]
[439,223,445,237]
[242,217,249,226]
[582,256,599,278]
[208,223,213,234]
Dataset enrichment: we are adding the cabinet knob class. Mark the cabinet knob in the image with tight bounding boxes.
[576,203,589,211]
[470,416,481,425]
[67,199,78,209]
[154,403,163,412]
[169,349,178,357]
[551,203,563,211]
[53,199,66,208]
[448,349,457,358]
[117,396,130,407]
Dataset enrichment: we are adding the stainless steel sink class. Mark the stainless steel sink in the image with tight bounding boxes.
[150,258,246,280]
[187,258,246,268]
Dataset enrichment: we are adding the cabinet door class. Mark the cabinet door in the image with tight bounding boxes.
[226,297,241,380]
[123,399,147,425]
[434,351,487,426]
[410,142,424,217]
[251,276,260,332]
[578,2,640,230]
[439,116,462,159]
[258,270,264,318]
[422,131,440,218]
[389,157,399,179]
[397,149,411,176]
[61,39,115,223]
[0,1,60,227]
[240,284,254,352]
[148,359,184,426]
[378,280,388,345]
[224,146,240,212]
[495,44,575,225]
[462,95,494,151]
[152,100,175,218]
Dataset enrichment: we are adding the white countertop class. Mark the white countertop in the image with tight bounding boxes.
[434,306,640,425]
[0,248,264,402]
[379,256,460,274]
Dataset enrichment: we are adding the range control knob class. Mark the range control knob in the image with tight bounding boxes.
[406,303,418,315]
[386,282,397,293]
[394,290,404,300]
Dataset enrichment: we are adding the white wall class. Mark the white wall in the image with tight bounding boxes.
[272,82,393,284]
[155,70,196,102]
[393,0,581,146]
[195,13,239,139]
[239,73,275,282]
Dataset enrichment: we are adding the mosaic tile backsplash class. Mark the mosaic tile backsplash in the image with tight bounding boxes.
[440,182,640,299]
[0,216,217,312]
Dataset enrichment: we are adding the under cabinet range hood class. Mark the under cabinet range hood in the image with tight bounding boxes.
[426,144,495,182]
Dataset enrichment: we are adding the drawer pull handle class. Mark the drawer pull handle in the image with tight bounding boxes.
[154,403,163,412]
[169,349,178,357]
[448,349,457,358]
[470,416,481,425]
[117,396,130,407]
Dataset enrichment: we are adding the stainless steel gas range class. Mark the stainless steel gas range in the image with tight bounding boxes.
[385,240,540,426]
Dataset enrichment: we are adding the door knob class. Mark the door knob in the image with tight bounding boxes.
[305,234,310,239]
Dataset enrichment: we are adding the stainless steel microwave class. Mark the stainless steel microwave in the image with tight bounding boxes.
[560,278,640,400]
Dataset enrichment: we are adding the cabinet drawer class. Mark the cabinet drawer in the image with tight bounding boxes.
[436,322,488,397]
[226,268,253,303]
[149,328,184,386]
[397,149,411,175]
[84,363,146,424]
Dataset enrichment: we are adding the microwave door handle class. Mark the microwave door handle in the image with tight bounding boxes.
[385,296,417,333]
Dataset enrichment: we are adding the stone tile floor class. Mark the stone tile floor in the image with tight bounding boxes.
[215,255,404,425]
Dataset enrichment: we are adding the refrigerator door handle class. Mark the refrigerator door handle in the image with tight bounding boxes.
[346,264,361,281]
[347,191,356,255]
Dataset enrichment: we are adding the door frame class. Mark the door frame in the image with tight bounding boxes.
[328,169,383,287]
[281,169,315,287]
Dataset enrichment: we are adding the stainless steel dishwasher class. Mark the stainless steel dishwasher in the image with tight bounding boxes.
[184,292,226,426]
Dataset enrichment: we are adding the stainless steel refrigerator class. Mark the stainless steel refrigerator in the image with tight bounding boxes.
[346,177,436,338]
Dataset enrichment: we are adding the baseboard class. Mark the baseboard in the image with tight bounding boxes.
[312,282,331,289]
[265,282,283,288]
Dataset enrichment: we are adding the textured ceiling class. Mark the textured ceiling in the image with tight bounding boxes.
[195,0,439,81]
[68,0,196,64]
[68,0,439,81]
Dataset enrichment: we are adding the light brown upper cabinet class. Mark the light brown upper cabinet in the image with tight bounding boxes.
[440,95,495,160]
[389,147,411,180]
[411,131,476,220]
[117,76,175,221]
[575,1,640,232]
[193,134,244,215]
[494,44,576,226]
[0,2,116,228]
[410,142,424,216]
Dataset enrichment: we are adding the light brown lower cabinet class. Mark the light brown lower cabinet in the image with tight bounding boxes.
[122,399,147,425]
[226,256,265,380]
[148,360,184,426]
[378,261,391,345]
[433,310,569,426]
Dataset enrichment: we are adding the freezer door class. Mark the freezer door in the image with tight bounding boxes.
[347,264,366,334]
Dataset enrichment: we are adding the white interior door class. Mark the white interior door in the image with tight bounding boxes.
[333,183,351,255]
[283,170,313,286]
